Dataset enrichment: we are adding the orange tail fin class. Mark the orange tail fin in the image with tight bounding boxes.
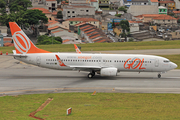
[74,44,82,54]
[9,22,51,54]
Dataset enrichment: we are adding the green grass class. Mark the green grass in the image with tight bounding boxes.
[1,93,180,120]
[1,40,180,53]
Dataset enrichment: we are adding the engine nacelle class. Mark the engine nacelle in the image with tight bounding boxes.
[100,68,118,76]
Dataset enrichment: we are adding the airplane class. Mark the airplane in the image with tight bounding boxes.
[9,22,177,78]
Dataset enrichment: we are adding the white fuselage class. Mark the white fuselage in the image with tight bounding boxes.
[14,53,177,73]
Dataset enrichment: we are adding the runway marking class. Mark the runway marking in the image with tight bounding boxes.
[164,77,180,79]
[0,87,114,94]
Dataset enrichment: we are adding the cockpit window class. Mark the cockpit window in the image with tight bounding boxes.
[163,60,170,63]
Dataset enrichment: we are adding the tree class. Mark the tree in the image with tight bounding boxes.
[118,6,127,13]
[56,0,63,4]
[177,19,180,23]
[54,37,62,43]
[0,10,28,27]
[119,20,130,41]
[57,11,63,19]
[0,0,6,14]
[9,0,32,12]
[25,9,48,25]
[115,14,121,17]
[37,35,62,45]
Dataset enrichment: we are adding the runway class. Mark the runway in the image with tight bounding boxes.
[0,55,180,95]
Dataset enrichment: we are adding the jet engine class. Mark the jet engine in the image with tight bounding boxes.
[100,68,118,76]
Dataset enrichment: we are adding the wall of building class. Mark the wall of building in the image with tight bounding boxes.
[46,1,57,12]
[129,23,139,32]
[91,2,99,10]
[0,34,3,47]
[128,5,158,16]
[170,31,180,39]
[153,19,177,24]
[63,7,95,20]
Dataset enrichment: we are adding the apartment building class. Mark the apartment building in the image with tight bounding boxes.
[124,0,148,7]
[99,0,110,8]
[29,0,57,12]
[62,5,95,20]
[46,0,57,12]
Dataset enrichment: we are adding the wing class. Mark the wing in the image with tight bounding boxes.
[55,54,101,71]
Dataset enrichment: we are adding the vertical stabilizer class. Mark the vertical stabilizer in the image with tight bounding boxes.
[74,44,82,54]
[9,22,51,54]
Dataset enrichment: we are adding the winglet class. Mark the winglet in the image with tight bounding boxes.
[9,22,51,54]
[74,44,82,54]
[55,55,66,67]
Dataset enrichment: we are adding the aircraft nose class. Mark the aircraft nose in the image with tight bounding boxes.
[171,62,177,69]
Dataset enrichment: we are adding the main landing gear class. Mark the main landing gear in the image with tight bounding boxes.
[87,71,95,78]
[158,74,161,78]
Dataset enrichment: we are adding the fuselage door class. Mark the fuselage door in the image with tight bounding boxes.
[155,59,159,67]
[36,56,41,66]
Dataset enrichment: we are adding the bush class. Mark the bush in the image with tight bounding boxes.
[115,14,121,17]
[37,35,62,45]
[129,38,134,42]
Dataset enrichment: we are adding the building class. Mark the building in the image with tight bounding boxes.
[76,23,112,43]
[158,1,175,13]
[158,6,167,15]
[29,0,57,12]
[62,5,95,20]
[46,0,57,12]
[124,0,148,7]
[99,0,110,8]
[170,30,180,39]
[149,0,158,6]
[60,1,69,8]
[135,14,177,25]
[174,0,180,10]
[153,14,177,25]
[128,5,159,16]
[173,11,180,17]
[128,20,142,32]
[63,17,100,31]
[90,0,99,11]
[0,34,3,47]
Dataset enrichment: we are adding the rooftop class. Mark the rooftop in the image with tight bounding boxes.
[31,8,51,14]
[45,20,59,26]
[159,1,174,3]
[48,26,60,30]
[150,0,158,2]
[173,11,180,14]
[46,0,56,1]
[66,18,99,22]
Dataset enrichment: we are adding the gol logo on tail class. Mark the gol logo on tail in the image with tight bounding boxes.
[124,58,146,70]
[13,31,31,54]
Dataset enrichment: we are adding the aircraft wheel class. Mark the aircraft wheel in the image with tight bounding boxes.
[88,73,93,78]
[158,74,161,78]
